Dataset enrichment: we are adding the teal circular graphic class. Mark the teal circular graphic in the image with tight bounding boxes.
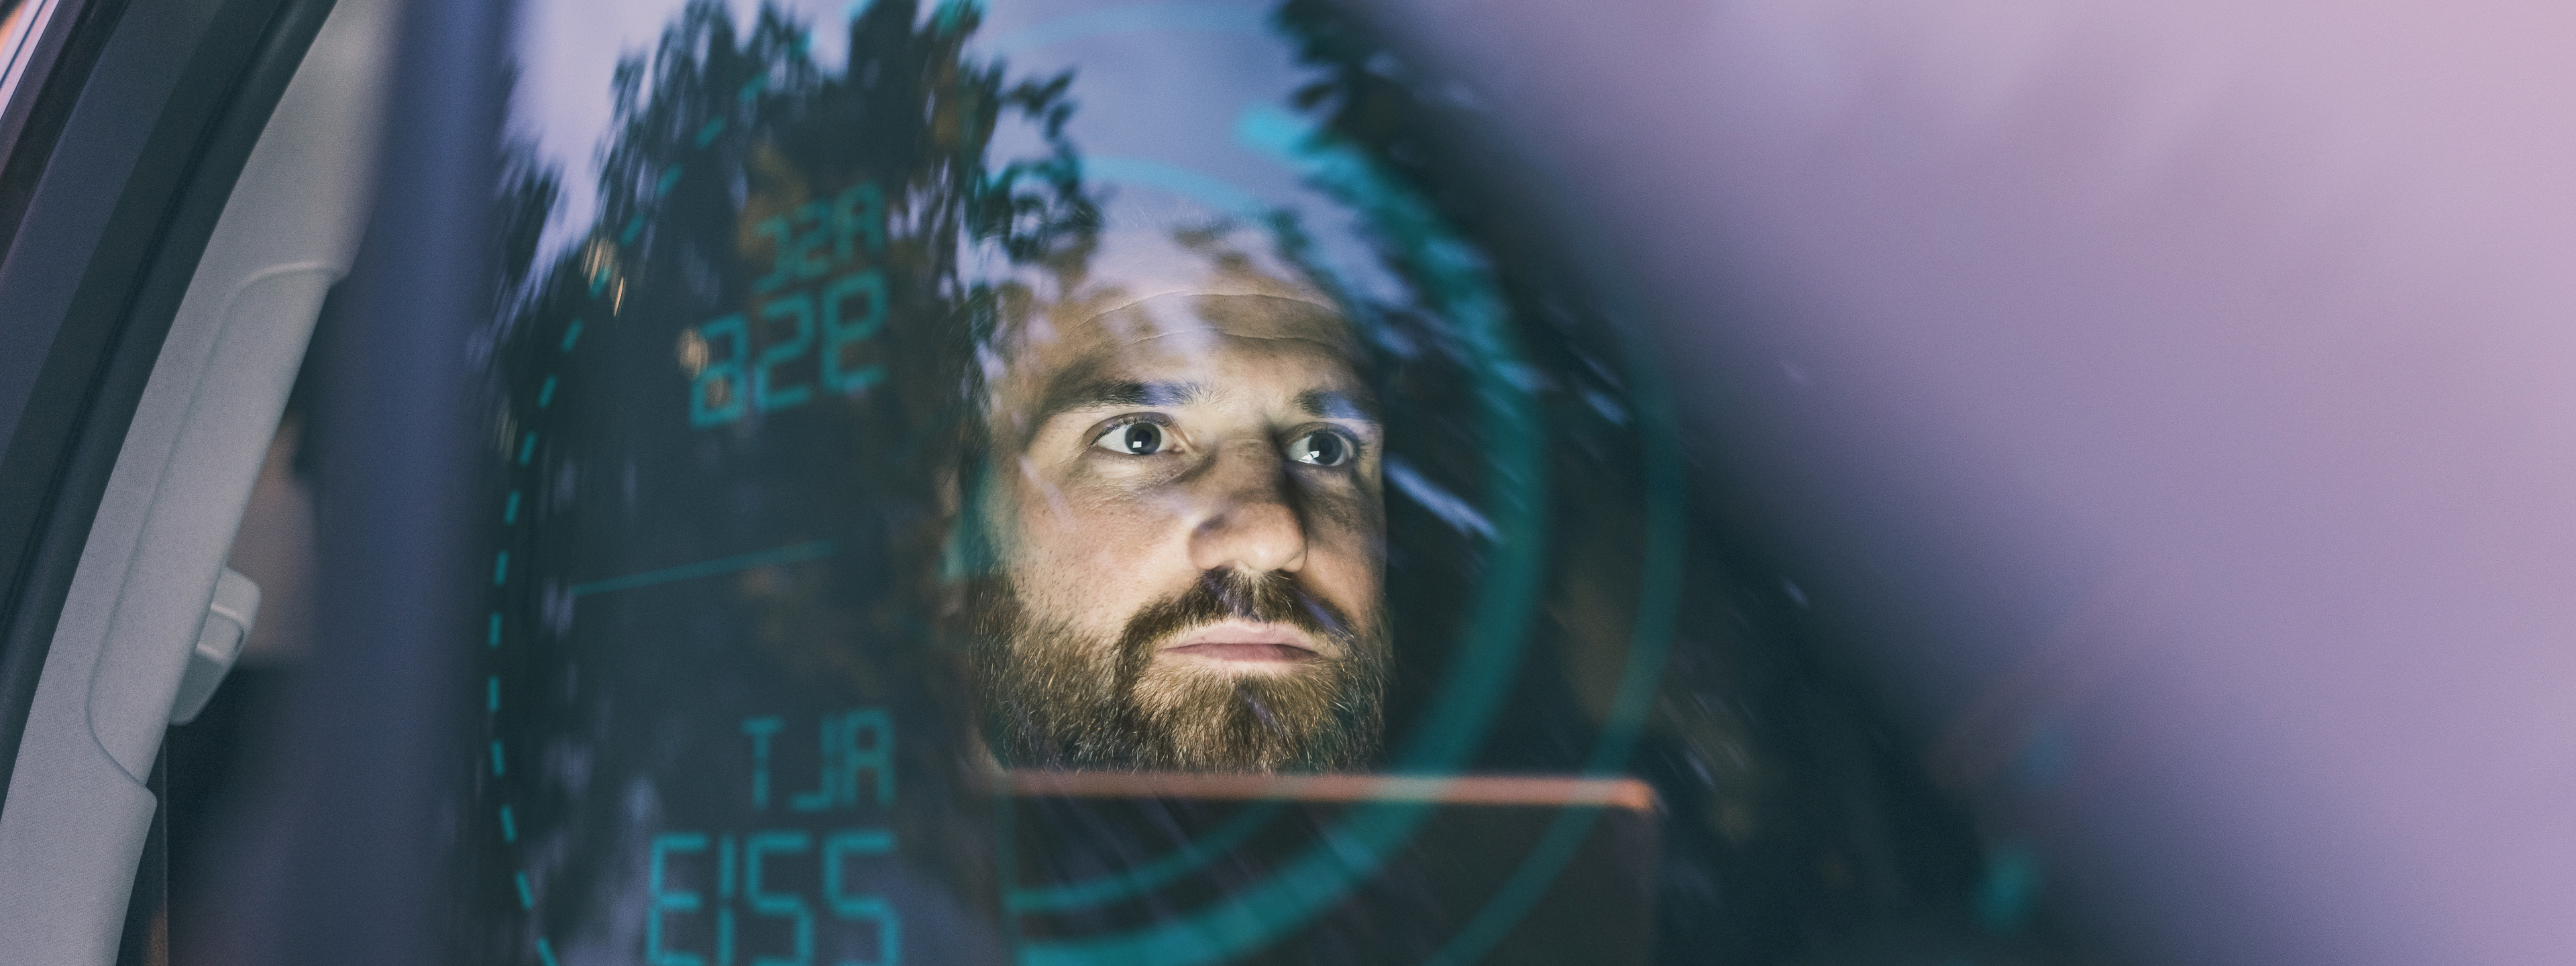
[476,4,1684,965]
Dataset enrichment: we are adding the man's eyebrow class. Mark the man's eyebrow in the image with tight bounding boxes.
[1295,388,1381,423]
[1036,379,1212,419]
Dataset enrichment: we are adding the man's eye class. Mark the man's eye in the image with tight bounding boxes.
[1287,430,1354,467]
[1093,421,1169,455]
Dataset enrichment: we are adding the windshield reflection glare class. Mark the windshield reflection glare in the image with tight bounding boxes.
[462,2,2033,964]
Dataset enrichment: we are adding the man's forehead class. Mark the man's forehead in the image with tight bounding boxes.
[1031,370,1381,424]
[1028,331,1378,413]
[1063,292,1358,355]
[1000,293,1370,415]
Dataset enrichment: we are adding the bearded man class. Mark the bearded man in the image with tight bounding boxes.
[961,253,1389,773]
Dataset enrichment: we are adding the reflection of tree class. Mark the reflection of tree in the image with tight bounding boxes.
[1267,4,2087,965]
[462,0,2092,961]
[473,2,1093,961]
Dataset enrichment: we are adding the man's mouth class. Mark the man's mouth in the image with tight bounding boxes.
[1159,620,1323,664]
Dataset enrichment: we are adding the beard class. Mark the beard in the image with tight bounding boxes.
[968,569,1387,773]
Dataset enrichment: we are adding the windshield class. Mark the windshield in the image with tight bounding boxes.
[461,2,1992,963]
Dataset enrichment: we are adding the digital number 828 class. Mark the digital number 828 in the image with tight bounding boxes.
[690,181,886,428]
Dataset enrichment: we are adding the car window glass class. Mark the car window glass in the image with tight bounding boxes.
[463,3,1929,963]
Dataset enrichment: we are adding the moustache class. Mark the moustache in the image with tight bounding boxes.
[1116,569,1360,659]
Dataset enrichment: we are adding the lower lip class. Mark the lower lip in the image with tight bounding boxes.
[1161,643,1316,663]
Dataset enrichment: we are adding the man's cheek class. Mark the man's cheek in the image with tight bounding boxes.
[1014,498,1175,617]
[1042,499,1173,571]
[1297,553,1383,636]
[1308,523,1391,636]
[1305,490,1387,567]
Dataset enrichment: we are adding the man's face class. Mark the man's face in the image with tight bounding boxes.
[970,292,1387,772]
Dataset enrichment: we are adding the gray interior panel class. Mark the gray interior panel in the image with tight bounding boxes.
[0,0,396,959]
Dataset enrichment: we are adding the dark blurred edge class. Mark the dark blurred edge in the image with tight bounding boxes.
[261,0,500,962]
[0,0,110,235]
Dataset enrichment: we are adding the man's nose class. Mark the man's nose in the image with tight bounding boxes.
[1185,441,1308,574]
